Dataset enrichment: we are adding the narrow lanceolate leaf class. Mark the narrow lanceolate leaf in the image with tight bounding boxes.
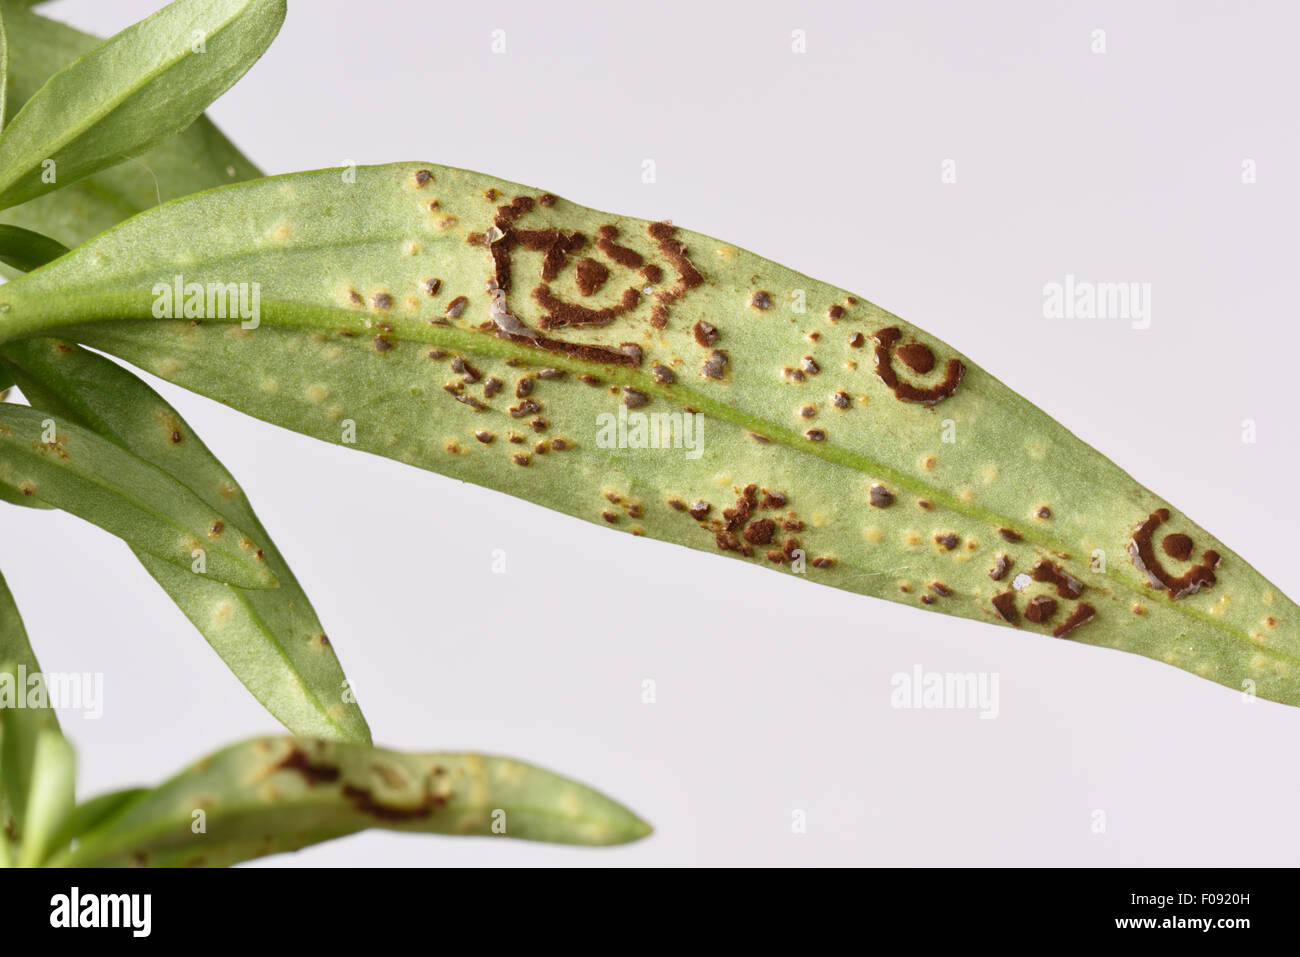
[2,340,370,742]
[0,164,1294,705]
[0,6,9,130]
[0,223,67,272]
[0,403,276,589]
[15,726,74,866]
[1,573,61,849]
[0,1,263,269]
[48,736,651,866]
[0,0,284,210]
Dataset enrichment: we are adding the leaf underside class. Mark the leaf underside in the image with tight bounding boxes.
[0,162,1294,706]
[1,340,370,742]
[50,736,650,866]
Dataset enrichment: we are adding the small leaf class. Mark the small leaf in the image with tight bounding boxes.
[44,786,146,852]
[3,339,370,742]
[0,0,285,210]
[50,736,651,866]
[0,5,8,130]
[0,574,60,848]
[0,163,1295,707]
[15,726,74,866]
[0,403,276,589]
[0,223,66,272]
[0,2,262,266]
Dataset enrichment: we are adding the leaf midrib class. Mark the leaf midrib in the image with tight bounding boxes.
[0,289,1285,668]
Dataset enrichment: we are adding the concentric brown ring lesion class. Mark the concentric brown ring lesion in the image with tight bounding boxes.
[871,327,964,406]
[1128,508,1220,599]
[465,195,705,358]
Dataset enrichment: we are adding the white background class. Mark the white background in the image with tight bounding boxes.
[4,0,1297,865]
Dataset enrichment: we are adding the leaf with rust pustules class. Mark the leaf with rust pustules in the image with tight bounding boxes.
[0,163,1294,706]
[46,736,651,866]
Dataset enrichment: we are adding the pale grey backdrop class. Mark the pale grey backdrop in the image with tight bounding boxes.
[5,0,1296,866]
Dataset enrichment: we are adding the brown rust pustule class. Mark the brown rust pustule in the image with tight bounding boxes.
[869,484,895,508]
[575,257,610,296]
[1030,559,1084,599]
[534,285,640,328]
[595,225,644,269]
[989,553,1013,581]
[342,783,445,822]
[277,749,341,786]
[646,221,703,299]
[935,533,960,551]
[1162,533,1194,561]
[693,321,718,347]
[1129,509,1220,599]
[872,327,964,405]
[701,350,729,380]
[992,591,1019,624]
[1025,595,1058,624]
[1052,602,1095,638]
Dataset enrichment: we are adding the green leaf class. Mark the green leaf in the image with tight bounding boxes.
[0,403,276,589]
[2,339,370,742]
[0,576,60,850]
[0,163,1295,705]
[15,725,74,866]
[0,0,284,211]
[1,6,9,131]
[0,1,262,263]
[49,736,651,866]
[44,786,145,853]
[0,223,66,271]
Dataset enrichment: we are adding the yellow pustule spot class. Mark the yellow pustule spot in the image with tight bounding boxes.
[211,601,234,626]
[864,527,883,543]
[306,384,328,404]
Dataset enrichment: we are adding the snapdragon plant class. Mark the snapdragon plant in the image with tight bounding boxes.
[0,0,1294,865]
